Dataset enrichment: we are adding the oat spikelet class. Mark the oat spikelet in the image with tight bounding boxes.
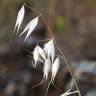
[44,39,55,63]
[20,16,39,41]
[33,45,46,67]
[52,57,60,81]
[43,58,51,80]
[14,5,25,34]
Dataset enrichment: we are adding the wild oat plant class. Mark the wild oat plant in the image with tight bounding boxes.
[14,4,80,96]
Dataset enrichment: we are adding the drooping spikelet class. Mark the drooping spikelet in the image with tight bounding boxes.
[20,16,39,41]
[52,57,60,81]
[43,58,51,80]
[44,40,55,63]
[33,45,46,67]
[14,5,25,34]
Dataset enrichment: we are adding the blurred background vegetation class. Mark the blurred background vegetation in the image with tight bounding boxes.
[0,0,96,96]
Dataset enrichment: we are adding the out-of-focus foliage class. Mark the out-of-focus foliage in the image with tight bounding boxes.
[0,64,7,77]
[83,0,96,8]
[15,0,34,7]
[55,16,64,33]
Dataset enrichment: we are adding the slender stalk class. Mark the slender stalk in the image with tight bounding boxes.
[24,4,81,96]
[32,79,45,88]
[41,16,81,96]
[45,79,52,96]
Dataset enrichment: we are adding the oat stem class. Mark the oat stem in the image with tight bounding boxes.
[24,4,81,96]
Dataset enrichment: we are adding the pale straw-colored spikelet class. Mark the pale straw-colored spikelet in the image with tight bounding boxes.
[33,45,46,67]
[19,16,39,41]
[37,45,46,60]
[52,57,60,81]
[44,39,55,63]
[33,45,41,67]
[43,58,51,80]
[14,5,25,34]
